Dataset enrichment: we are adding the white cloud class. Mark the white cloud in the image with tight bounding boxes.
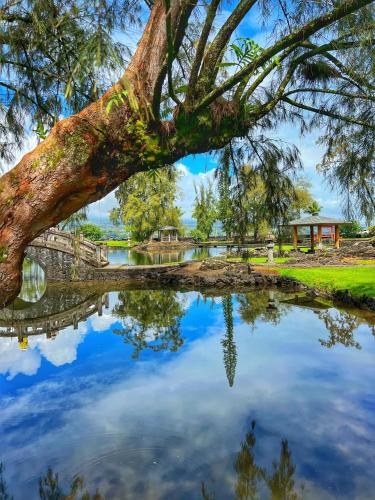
[0,322,88,378]
[176,162,217,219]
[0,338,41,380]
[29,323,87,367]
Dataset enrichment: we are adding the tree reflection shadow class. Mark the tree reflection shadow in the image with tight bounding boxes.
[202,421,303,500]
[1,422,301,499]
[112,290,185,358]
[318,310,375,349]
[0,463,102,500]
[222,295,237,387]
[236,291,285,330]
[39,468,102,500]
[221,291,285,388]
[0,463,11,500]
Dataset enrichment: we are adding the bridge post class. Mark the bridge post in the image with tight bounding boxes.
[97,298,103,316]
[104,293,109,309]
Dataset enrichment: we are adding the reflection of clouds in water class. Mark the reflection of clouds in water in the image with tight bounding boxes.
[0,323,88,378]
[176,290,199,310]
[0,338,41,380]
[0,289,202,381]
[0,306,374,499]
[29,323,88,367]
[89,312,117,332]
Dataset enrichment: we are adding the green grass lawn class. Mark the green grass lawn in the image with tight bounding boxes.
[279,267,375,298]
[227,256,290,264]
[95,240,132,247]
[274,244,310,252]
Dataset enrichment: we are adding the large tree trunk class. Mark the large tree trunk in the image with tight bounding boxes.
[0,0,177,307]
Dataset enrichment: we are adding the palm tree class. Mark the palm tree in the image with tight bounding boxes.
[305,201,322,216]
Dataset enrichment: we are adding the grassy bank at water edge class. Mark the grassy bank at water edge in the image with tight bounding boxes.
[278,267,375,298]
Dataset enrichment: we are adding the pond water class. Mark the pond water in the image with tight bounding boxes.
[18,258,46,303]
[0,271,374,499]
[108,245,228,265]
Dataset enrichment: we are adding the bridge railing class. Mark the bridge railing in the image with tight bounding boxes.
[33,228,109,267]
[0,294,109,342]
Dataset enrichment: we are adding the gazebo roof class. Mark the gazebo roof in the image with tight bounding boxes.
[287,215,350,226]
[159,225,178,231]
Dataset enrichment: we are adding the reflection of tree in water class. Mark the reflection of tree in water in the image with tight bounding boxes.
[1,423,302,500]
[222,295,237,387]
[234,421,262,499]
[318,310,364,349]
[18,258,46,303]
[39,468,102,500]
[0,463,11,500]
[236,291,284,330]
[192,247,211,260]
[112,290,185,358]
[264,439,302,500]
[0,464,102,500]
[202,421,303,500]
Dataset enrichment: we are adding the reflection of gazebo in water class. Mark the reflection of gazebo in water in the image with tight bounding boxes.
[154,226,179,243]
[287,216,350,251]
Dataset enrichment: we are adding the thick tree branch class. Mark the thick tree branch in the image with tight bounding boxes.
[152,0,198,117]
[194,0,373,112]
[186,0,221,105]
[198,0,258,91]
[320,51,375,93]
[238,44,299,102]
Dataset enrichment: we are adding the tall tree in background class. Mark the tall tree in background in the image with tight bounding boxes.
[0,0,374,305]
[217,148,235,240]
[192,181,217,240]
[216,148,314,240]
[110,166,182,241]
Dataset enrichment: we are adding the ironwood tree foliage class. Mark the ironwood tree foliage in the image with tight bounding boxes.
[216,147,314,240]
[0,0,374,305]
[192,181,217,240]
[110,166,182,241]
[0,0,140,169]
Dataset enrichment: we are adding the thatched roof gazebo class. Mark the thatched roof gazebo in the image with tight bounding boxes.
[287,215,350,251]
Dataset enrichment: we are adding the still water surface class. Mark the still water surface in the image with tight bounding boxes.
[107,245,227,265]
[0,267,374,499]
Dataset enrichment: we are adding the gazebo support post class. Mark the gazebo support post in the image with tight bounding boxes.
[310,225,315,252]
[293,226,298,249]
[334,225,340,249]
[317,225,322,250]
